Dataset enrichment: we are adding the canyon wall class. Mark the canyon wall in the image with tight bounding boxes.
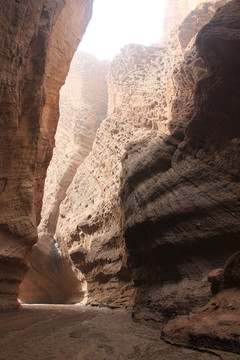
[0,0,93,309]
[55,0,240,331]
[163,0,229,41]
[1,1,239,355]
[19,51,109,303]
[121,0,240,324]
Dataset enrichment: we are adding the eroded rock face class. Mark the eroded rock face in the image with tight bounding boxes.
[55,0,239,322]
[163,0,230,41]
[162,252,240,354]
[19,52,109,304]
[0,0,93,309]
[55,33,186,308]
[121,0,240,324]
[1,8,238,357]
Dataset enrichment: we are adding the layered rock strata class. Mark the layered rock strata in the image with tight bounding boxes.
[121,0,240,325]
[55,0,240,326]
[56,39,189,307]
[19,52,109,303]
[1,7,239,357]
[162,251,240,354]
[0,0,93,309]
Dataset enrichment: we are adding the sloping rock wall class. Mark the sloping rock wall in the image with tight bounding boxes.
[56,0,238,319]
[0,0,93,309]
[162,252,240,354]
[19,52,109,304]
[121,0,240,322]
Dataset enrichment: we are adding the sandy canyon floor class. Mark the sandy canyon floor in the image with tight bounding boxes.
[0,304,238,360]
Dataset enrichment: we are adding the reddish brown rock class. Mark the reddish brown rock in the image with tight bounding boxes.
[120,0,240,321]
[55,0,238,317]
[56,36,184,308]
[162,288,240,354]
[178,0,230,49]
[163,0,230,42]
[223,251,240,286]
[1,6,238,354]
[155,1,240,353]
[208,268,224,294]
[19,51,109,304]
[162,251,240,354]
[0,0,93,309]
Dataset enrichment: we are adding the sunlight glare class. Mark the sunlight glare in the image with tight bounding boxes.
[78,0,165,60]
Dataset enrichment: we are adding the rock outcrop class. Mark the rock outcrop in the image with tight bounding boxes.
[54,0,240,330]
[19,52,109,303]
[162,251,240,354]
[1,3,239,356]
[0,0,93,309]
[163,0,230,42]
[121,0,240,325]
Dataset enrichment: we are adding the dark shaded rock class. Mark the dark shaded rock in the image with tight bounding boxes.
[208,268,224,294]
[162,248,240,353]
[162,288,240,354]
[120,0,240,323]
[224,251,240,286]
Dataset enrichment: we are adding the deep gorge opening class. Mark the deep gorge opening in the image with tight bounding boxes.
[0,0,240,357]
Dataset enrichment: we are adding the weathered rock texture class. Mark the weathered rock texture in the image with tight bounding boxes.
[19,52,109,303]
[162,251,240,354]
[1,5,239,358]
[54,0,240,333]
[0,0,93,309]
[121,0,240,327]
[163,0,229,41]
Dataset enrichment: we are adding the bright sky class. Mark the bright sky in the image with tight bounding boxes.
[78,0,165,61]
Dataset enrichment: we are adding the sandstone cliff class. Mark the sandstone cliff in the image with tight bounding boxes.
[55,0,240,330]
[19,51,109,303]
[121,0,240,325]
[1,0,239,355]
[0,0,93,309]
[163,0,229,42]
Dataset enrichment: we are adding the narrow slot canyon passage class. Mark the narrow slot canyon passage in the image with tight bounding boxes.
[0,0,240,359]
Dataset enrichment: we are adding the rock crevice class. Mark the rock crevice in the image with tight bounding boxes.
[0,0,93,309]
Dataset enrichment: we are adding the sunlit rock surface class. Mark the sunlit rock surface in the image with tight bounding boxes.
[0,0,93,309]
[56,0,240,329]
[1,0,239,355]
[163,0,230,41]
[19,52,109,303]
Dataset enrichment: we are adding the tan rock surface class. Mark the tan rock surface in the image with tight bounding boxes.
[121,0,240,324]
[1,6,239,359]
[56,0,237,317]
[163,0,231,42]
[19,51,109,303]
[0,304,227,360]
[55,22,187,308]
[0,0,93,309]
